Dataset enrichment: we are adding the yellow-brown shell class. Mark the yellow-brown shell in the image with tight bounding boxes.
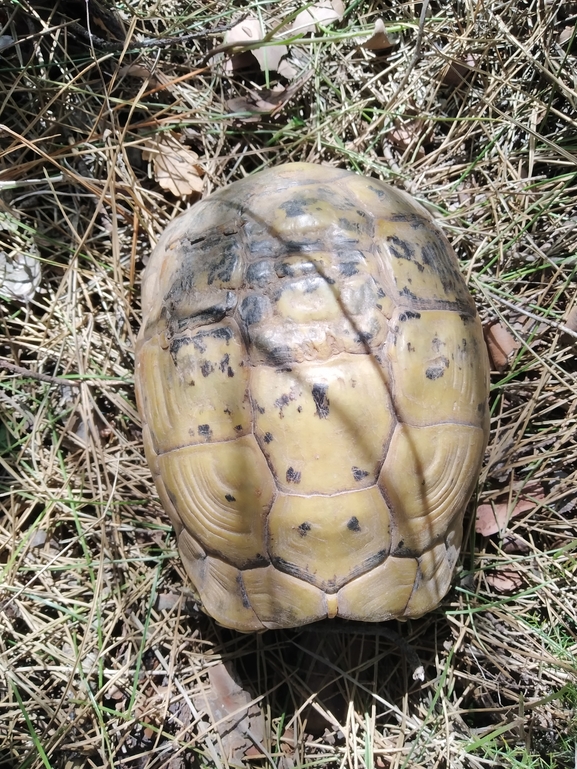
[135,163,490,632]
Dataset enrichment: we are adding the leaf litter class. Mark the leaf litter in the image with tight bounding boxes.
[142,132,204,198]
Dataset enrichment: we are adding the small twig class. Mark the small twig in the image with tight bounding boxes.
[68,18,243,52]
[0,359,80,387]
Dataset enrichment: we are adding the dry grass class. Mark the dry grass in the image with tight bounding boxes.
[1,0,577,767]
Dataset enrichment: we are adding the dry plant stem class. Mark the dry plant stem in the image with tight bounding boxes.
[0,358,79,387]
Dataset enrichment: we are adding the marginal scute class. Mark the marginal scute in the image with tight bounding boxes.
[242,565,328,629]
[337,556,418,621]
[179,529,265,631]
[135,162,490,632]
[373,218,476,314]
[268,487,392,591]
[387,309,490,428]
[157,436,275,568]
[405,534,462,617]
[379,422,486,553]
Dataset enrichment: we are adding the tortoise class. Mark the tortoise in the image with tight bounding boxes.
[135,163,490,632]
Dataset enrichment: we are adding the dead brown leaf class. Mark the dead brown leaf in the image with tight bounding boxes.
[119,63,158,84]
[142,133,204,198]
[291,0,345,35]
[227,76,310,120]
[387,118,431,158]
[564,305,577,333]
[193,661,265,765]
[484,321,521,371]
[361,19,396,50]
[485,568,525,594]
[476,483,544,537]
[440,54,478,88]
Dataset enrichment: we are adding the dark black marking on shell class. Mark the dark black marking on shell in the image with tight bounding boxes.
[339,261,359,276]
[398,310,421,322]
[166,293,236,333]
[200,361,213,377]
[274,393,291,414]
[207,241,240,285]
[352,467,369,481]
[239,294,268,326]
[273,549,389,593]
[431,336,444,353]
[298,522,311,536]
[246,259,274,286]
[312,384,329,418]
[347,516,361,532]
[303,277,321,294]
[275,259,318,278]
[263,432,274,443]
[425,357,450,380]
[286,467,301,483]
[418,227,475,309]
[279,197,314,217]
[198,424,212,439]
[338,216,361,233]
[263,345,293,366]
[387,235,418,265]
[169,326,234,363]
[225,493,236,502]
[284,238,324,253]
[399,286,418,301]
[237,573,251,609]
[389,212,428,228]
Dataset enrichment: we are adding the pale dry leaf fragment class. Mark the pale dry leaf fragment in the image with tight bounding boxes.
[361,19,396,50]
[558,26,575,46]
[254,44,295,77]
[0,211,41,302]
[224,16,263,74]
[291,0,345,35]
[224,16,294,76]
[484,321,520,371]
[193,661,265,764]
[388,125,426,158]
[142,133,204,198]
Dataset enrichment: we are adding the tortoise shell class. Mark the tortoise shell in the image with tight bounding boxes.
[135,163,489,632]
